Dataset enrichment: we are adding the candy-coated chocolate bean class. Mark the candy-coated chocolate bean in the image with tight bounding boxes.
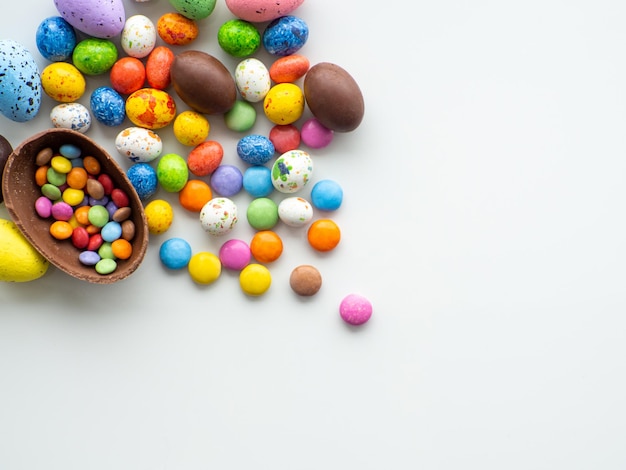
[250,230,283,263]
[307,218,341,252]
[269,54,310,83]
[159,237,192,269]
[246,197,278,230]
[339,294,373,326]
[95,258,117,274]
[218,239,250,270]
[35,196,53,218]
[49,220,73,240]
[71,226,90,249]
[79,250,101,266]
[239,263,271,296]
[289,265,322,296]
[188,251,221,284]
[109,57,146,95]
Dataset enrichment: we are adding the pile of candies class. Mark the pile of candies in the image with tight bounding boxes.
[0,0,372,325]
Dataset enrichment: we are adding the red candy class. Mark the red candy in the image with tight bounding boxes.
[269,54,310,83]
[269,124,301,154]
[71,226,90,249]
[97,173,114,195]
[187,140,224,176]
[145,46,175,90]
[111,188,130,207]
[109,57,146,95]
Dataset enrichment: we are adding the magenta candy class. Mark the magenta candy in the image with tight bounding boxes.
[301,117,333,149]
[219,238,251,270]
[35,196,53,218]
[51,201,74,221]
[339,294,373,326]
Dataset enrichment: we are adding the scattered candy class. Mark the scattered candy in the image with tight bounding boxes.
[200,197,238,236]
[219,238,251,270]
[144,199,174,235]
[239,263,272,296]
[188,251,221,284]
[307,219,341,252]
[339,294,373,326]
[289,265,322,296]
[310,179,343,211]
[160,237,192,269]
[250,230,283,263]
[218,19,261,57]
[246,197,279,230]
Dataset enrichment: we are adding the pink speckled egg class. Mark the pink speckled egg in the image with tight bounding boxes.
[225,0,305,23]
[54,0,126,39]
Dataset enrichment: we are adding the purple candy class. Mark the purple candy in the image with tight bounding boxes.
[210,164,243,197]
[51,201,74,221]
[35,196,53,218]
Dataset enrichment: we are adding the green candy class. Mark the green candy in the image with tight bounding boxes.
[224,100,257,132]
[246,197,279,230]
[157,153,189,193]
[95,258,117,275]
[72,38,118,76]
[217,19,261,57]
[169,0,217,20]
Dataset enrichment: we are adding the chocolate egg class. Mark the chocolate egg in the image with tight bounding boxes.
[0,134,13,204]
[170,50,237,115]
[303,62,364,132]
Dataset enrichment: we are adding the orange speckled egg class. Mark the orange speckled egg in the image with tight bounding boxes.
[145,46,175,90]
[125,87,177,129]
[157,12,199,46]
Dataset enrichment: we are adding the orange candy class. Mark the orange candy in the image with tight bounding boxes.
[145,46,175,90]
[109,57,146,95]
[74,205,91,225]
[83,155,101,175]
[157,12,199,46]
[250,230,283,263]
[307,219,341,252]
[49,220,73,240]
[269,54,310,83]
[35,165,49,186]
[111,238,133,259]
[66,167,88,189]
[187,140,223,176]
[178,179,213,212]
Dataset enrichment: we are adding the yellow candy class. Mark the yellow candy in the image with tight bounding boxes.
[173,110,210,146]
[239,263,272,296]
[50,155,72,173]
[144,199,174,234]
[188,251,221,284]
[62,188,85,206]
[263,83,304,125]
[40,62,86,103]
[126,88,177,130]
[0,219,49,282]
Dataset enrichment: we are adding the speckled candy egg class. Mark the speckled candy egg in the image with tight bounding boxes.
[262,15,308,56]
[0,40,41,123]
[263,82,304,125]
[200,197,238,236]
[54,0,126,38]
[72,38,118,75]
[278,196,313,227]
[157,153,189,192]
[234,57,270,103]
[40,62,86,103]
[115,126,163,163]
[271,149,313,193]
[36,16,77,62]
[126,88,177,129]
[236,134,275,165]
[157,12,199,46]
[90,86,125,126]
[218,19,261,57]
[121,15,157,58]
[225,0,305,22]
[50,102,92,133]
[169,0,216,20]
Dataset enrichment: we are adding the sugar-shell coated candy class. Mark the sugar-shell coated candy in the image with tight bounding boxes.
[243,166,273,198]
[36,16,77,62]
[121,15,157,58]
[157,153,188,193]
[271,149,313,193]
[115,127,163,163]
[339,294,373,326]
[219,238,251,270]
[301,117,333,149]
[50,103,92,134]
[169,0,217,20]
[218,19,261,57]
[236,134,275,165]
[211,164,243,197]
[200,197,238,236]
[277,196,313,227]
[263,83,304,125]
[290,264,322,296]
[126,88,177,130]
[160,237,192,269]
[310,179,343,211]
[269,54,310,83]
[225,0,304,23]
[109,57,146,95]
[187,140,223,176]
[146,46,175,89]
[262,15,309,56]
[90,86,125,126]
[224,100,256,132]
[127,162,158,200]
[239,263,272,296]
[157,12,199,46]
[73,38,118,75]
[235,58,271,103]
[54,0,126,38]
[269,124,300,154]
[246,197,279,231]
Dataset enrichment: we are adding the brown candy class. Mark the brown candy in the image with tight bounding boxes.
[170,50,237,115]
[303,62,365,132]
[289,264,322,296]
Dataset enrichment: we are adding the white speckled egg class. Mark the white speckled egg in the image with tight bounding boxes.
[0,39,42,123]
[278,196,313,227]
[121,14,157,58]
[234,57,271,103]
[50,102,92,133]
[271,149,313,193]
[115,126,163,163]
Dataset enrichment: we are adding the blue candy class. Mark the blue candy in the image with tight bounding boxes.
[79,251,101,266]
[262,15,309,56]
[35,16,76,62]
[310,179,343,211]
[127,163,158,200]
[237,134,275,165]
[160,238,192,270]
[90,86,125,127]
[243,166,273,198]
[101,221,123,242]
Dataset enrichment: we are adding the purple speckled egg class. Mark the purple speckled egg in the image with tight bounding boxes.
[54,0,126,38]
[225,0,305,23]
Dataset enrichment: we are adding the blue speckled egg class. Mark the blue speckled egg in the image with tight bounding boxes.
[0,40,42,123]
[243,165,273,198]
[236,134,275,165]
[126,162,158,200]
[50,102,91,133]
[262,15,308,56]
[35,16,77,62]
[90,86,125,126]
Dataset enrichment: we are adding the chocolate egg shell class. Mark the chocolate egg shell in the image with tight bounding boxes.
[303,62,364,132]
[0,134,13,205]
[170,50,237,115]
[1,129,148,284]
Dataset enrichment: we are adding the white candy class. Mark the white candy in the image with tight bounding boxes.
[278,197,313,227]
[50,102,91,134]
[115,127,162,163]
[121,15,157,58]
[234,58,271,103]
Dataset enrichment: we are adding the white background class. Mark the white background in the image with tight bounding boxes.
[2,0,626,468]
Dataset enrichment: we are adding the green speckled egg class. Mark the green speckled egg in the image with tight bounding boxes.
[169,0,217,20]
[217,19,260,57]
[72,38,118,76]
[156,153,189,193]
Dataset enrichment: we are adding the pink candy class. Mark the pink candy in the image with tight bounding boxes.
[339,294,373,326]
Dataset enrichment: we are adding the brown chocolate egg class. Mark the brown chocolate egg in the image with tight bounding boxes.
[303,62,365,132]
[170,50,237,115]
[0,134,12,205]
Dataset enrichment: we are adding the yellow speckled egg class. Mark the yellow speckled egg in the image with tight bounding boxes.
[40,62,86,103]
[125,87,177,129]
[173,110,210,146]
[263,82,304,125]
